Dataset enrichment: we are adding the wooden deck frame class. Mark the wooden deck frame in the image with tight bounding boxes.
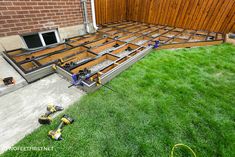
[3,21,224,85]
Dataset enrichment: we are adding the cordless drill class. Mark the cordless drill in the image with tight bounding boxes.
[48,114,74,140]
[38,104,64,124]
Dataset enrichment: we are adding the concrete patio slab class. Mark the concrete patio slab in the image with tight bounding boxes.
[0,74,85,154]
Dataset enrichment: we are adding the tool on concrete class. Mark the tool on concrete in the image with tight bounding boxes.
[38,103,64,124]
[48,114,74,141]
[0,77,15,86]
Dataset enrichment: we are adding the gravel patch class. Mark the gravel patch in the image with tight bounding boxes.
[178,36,189,39]
[89,60,113,72]
[152,33,160,37]
[135,40,148,45]
[165,35,175,38]
[115,50,131,58]
[99,47,117,55]
[189,39,202,42]
[75,57,92,64]
[125,36,138,42]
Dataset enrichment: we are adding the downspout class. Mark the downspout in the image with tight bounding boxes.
[81,0,90,33]
[91,0,98,30]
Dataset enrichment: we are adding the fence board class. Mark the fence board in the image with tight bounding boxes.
[95,0,126,24]
[95,0,235,33]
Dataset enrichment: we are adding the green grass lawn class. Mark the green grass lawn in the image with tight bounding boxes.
[2,43,235,157]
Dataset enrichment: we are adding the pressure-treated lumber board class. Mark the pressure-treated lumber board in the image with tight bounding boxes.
[12,44,71,62]
[157,40,223,50]
[37,46,87,65]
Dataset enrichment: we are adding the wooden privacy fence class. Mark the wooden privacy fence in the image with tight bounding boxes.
[95,0,235,33]
[95,0,127,25]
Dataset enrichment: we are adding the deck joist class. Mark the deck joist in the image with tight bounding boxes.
[3,21,224,92]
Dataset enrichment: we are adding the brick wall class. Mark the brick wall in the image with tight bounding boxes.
[0,0,92,37]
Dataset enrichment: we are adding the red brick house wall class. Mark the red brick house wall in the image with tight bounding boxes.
[0,0,92,37]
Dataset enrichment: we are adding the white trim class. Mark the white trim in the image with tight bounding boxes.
[39,29,61,43]
[54,30,61,43]
[22,29,61,49]
[20,35,29,48]
[38,33,46,46]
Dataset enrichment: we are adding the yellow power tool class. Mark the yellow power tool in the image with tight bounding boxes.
[38,104,64,124]
[48,114,74,141]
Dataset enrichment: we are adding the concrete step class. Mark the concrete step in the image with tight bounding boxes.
[0,55,28,96]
